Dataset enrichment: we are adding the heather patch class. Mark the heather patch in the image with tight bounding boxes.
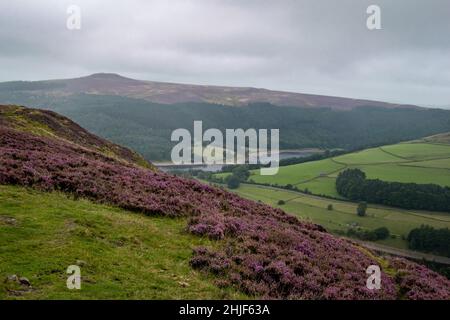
[390,258,450,300]
[1,125,449,299]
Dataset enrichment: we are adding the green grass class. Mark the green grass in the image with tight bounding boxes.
[333,147,405,164]
[296,177,341,198]
[250,159,345,185]
[381,143,450,160]
[355,164,450,186]
[0,185,246,300]
[229,184,450,250]
[400,158,450,170]
[226,142,450,198]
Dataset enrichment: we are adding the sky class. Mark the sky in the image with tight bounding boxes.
[0,0,449,107]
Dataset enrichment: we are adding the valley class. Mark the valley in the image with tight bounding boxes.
[2,0,450,304]
[224,183,450,251]
[1,104,449,299]
[216,138,450,198]
[2,75,450,161]
[209,135,450,259]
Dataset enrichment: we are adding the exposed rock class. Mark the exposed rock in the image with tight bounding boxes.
[5,274,18,283]
[178,281,190,288]
[0,216,18,226]
[19,277,31,287]
[76,260,87,267]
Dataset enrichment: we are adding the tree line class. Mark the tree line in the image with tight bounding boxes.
[407,225,450,257]
[336,168,450,212]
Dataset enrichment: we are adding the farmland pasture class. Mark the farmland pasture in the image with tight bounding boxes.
[229,184,450,249]
[238,140,450,198]
[403,158,450,170]
[381,143,450,160]
[249,159,345,186]
[333,147,404,164]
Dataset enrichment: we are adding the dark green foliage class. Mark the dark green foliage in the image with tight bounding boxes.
[278,200,286,205]
[327,204,333,211]
[336,169,450,212]
[1,92,450,161]
[231,166,250,181]
[347,227,390,241]
[407,225,450,257]
[357,202,367,217]
[373,227,390,240]
[225,175,240,189]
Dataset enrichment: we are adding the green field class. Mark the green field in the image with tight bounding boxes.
[0,185,246,300]
[236,141,450,198]
[228,184,450,250]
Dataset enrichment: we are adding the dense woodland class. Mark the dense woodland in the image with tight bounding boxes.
[1,92,450,160]
[408,226,450,257]
[336,169,450,212]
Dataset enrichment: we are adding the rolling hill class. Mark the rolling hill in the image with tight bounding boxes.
[0,73,418,110]
[1,104,449,299]
[1,74,450,161]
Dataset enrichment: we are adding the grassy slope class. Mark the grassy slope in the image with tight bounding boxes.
[226,184,450,250]
[239,141,450,197]
[0,185,246,300]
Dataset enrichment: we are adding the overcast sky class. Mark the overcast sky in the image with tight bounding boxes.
[0,0,449,106]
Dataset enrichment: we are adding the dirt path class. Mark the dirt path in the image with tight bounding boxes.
[353,240,450,265]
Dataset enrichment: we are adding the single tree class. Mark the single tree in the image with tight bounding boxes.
[226,175,240,189]
[357,202,367,217]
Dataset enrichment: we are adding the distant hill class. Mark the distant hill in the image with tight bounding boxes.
[1,105,449,299]
[0,73,419,110]
[0,74,449,161]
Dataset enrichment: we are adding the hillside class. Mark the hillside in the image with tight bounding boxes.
[1,93,449,161]
[1,105,449,299]
[0,73,418,110]
[0,185,244,299]
[420,132,450,144]
[0,105,152,169]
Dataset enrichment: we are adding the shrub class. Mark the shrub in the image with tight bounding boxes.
[225,175,240,189]
[373,227,390,240]
[357,202,367,217]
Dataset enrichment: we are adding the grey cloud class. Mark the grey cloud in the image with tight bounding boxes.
[0,0,449,106]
